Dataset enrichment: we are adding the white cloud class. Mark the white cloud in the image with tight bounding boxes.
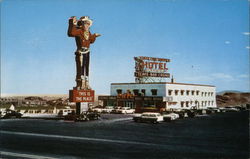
[224,41,231,44]
[184,73,236,82]
[184,75,213,82]
[242,32,250,36]
[211,73,234,80]
[239,74,249,78]
[246,46,250,49]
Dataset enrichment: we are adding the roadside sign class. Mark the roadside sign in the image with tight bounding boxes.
[69,89,95,102]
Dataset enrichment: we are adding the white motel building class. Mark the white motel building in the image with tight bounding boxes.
[99,80,217,113]
[98,56,217,113]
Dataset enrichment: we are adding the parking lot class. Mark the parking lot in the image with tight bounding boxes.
[0,111,249,159]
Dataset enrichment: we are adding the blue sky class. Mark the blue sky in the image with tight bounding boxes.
[1,0,249,95]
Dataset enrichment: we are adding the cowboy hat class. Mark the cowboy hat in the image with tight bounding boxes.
[79,16,93,26]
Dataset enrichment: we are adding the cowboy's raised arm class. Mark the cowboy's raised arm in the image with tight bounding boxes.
[67,16,81,37]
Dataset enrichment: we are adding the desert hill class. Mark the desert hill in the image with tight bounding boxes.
[216,92,250,107]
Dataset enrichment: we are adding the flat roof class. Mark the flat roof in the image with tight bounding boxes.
[111,82,215,87]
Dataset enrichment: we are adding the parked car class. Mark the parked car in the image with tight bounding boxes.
[162,112,179,122]
[75,111,100,122]
[172,109,187,119]
[139,112,164,123]
[58,109,73,117]
[64,111,77,120]
[224,107,240,112]
[206,107,217,114]
[0,111,6,118]
[116,107,135,114]
[92,106,104,113]
[219,108,227,113]
[2,110,22,119]
[185,110,196,117]
[233,106,245,111]
[111,106,122,114]
[207,107,221,113]
[196,109,207,115]
[133,114,142,122]
[87,111,101,120]
[101,106,114,113]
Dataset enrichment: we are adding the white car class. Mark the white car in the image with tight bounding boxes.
[58,109,73,117]
[102,106,114,113]
[92,107,103,113]
[224,107,240,112]
[140,112,164,123]
[117,107,135,114]
[163,113,179,121]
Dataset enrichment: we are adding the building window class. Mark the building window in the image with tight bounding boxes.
[175,90,179,96]
[151,89,158,96]
[191,91,195,95]
[186,101,189,107]
[212,101,214,105]
[133,89,139,96]
[208,92,210,96]
[181,90,185,96]
[211,92,214,96]
[205,92,207,96]
[141,89,146,96]
[181,101,184,107]
[186,90,190,96]
[202,92,204,96]
[195,101,199,107]
[116,89,122,95]
[196,91,199,96]
[168,90,173,96]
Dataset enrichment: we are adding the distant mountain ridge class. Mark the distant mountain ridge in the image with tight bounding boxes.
[216,91,250,107]
[216,90,246,95]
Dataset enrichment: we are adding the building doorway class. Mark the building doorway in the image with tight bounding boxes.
[124,101,134,108]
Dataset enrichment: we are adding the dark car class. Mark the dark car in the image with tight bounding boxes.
[196,109,207,115]
[185,109,196,117]
[133,115,142,122]
[86,111,100,120]
[64,111,77,120]
[75,111,100,122]
[2,110,22,119]
[173,111,186,119]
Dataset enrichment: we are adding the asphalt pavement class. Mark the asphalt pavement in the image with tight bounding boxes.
[0,111,249,159]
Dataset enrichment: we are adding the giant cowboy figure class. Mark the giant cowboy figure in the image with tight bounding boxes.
[68,16,101,89]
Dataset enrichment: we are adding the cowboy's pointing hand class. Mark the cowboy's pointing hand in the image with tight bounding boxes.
[94,33,101,37]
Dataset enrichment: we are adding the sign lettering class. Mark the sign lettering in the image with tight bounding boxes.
[69,89,95,102]
[134,56,170,78]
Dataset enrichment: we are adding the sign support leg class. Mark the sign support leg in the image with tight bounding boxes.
[76,102,89,115]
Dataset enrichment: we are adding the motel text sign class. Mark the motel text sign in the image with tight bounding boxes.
[134,56,170,79]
